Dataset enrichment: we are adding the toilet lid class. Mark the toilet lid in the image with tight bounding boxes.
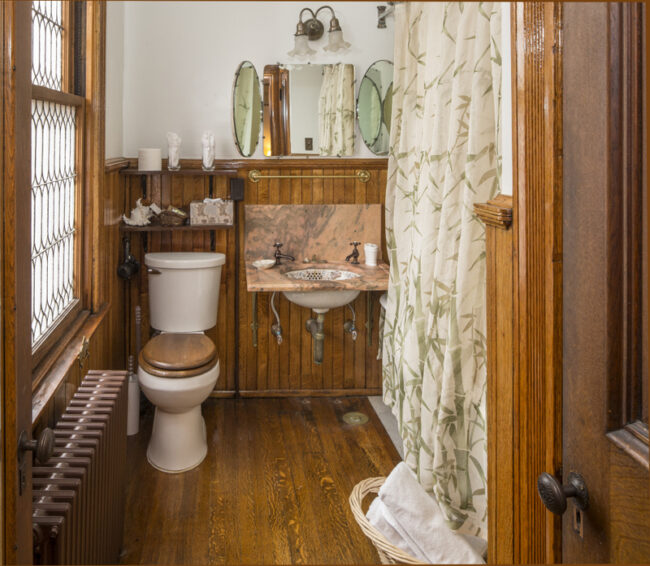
[141,333,216,371]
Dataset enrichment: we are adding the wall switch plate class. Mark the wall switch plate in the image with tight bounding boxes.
[230,178,244,201]
[305,137,313,151]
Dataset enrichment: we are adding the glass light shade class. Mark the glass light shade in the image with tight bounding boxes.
[288,35,316,58]
[323,29,351,52]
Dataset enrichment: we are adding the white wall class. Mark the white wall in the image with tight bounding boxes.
[114,1,394,160]
[500,2,513,196]
[105,1,124,158]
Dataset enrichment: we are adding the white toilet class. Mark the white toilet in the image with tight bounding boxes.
[138,252,226,473]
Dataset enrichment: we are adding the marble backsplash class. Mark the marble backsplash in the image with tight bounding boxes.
[244,204,383,264]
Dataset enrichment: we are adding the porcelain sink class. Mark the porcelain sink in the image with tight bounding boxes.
[282,269,361,312]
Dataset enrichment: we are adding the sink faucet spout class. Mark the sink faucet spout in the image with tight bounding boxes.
[273,242,295,265]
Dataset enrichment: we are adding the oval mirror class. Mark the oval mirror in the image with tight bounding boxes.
[357,77,382,148]
[232,61,263,157]
[356,60,393,155]
[383,82,393,134]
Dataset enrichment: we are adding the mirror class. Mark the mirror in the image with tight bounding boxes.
[263,63,355,156]
[232,61,263,157]
[357,60,393,155]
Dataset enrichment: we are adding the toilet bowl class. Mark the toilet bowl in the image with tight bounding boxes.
[138,252,225,473]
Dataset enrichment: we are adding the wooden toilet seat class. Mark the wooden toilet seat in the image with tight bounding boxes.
[139,333,218,378]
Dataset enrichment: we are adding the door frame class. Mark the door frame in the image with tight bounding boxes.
[511,2,564,563]
[2,1,34,563]
[482,2,649,563]
[478,2,564,562]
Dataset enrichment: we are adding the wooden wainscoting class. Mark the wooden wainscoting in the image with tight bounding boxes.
[120,159,388,397]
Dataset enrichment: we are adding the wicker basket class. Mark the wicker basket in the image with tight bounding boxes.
[158,209,187,226]
[349,477,425,565]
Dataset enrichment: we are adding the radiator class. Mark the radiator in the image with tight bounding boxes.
[32,370,128,565]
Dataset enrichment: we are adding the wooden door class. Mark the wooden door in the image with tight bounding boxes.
[2,1,35,563]
[559,3,650,562]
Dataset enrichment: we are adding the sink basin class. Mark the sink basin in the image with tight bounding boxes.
[285,269,361,282]
[283,269,361,312]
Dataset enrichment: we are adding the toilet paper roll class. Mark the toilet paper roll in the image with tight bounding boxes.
[138,148,162,171]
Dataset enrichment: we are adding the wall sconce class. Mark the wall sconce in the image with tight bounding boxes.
[377,2,396,29]
[288,5,351,58]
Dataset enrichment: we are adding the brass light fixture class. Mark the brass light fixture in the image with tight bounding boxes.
[287,5,351,58]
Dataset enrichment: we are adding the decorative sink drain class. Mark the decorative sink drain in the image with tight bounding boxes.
[342,412,369,425]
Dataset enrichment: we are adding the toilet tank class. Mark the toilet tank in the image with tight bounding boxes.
[145,252,226,332]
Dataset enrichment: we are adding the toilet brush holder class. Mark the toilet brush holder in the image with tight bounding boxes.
[127,355,140,436]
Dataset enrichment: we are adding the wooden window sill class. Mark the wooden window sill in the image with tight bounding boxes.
[31,303,110,424]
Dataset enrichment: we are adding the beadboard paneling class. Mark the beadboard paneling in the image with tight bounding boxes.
[121,159,387,396]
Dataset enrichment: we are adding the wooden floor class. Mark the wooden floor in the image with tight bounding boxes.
[121,397,401,564]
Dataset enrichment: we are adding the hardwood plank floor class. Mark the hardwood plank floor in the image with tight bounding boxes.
[121,397,401,564]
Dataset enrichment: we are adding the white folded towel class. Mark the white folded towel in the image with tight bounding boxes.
[366,462,486,564]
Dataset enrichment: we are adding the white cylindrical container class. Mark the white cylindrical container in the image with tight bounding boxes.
[128,374,140,436]
[364,243,379,266]
[145,252,226,332]
[138,148,162,171]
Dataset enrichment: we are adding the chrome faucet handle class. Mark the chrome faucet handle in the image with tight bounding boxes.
[274,242,283,250]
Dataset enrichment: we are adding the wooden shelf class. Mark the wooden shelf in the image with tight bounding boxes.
[120,168,238,177]
[120,223,233,232]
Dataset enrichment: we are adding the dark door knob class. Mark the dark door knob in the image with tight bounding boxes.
[537,471,589,515]
[18,428,55,465]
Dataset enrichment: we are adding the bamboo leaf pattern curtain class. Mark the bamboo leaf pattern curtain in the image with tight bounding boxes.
[382,2,501,537]
[318,63,355,156]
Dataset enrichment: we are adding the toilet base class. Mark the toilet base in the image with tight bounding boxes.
[147,405,208,473]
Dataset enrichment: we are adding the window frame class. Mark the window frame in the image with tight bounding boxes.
[29,1,92,381]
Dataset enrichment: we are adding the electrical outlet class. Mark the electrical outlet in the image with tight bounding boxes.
[305,137,313,151]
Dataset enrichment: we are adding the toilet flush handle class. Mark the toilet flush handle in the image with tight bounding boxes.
[147,268,161,275]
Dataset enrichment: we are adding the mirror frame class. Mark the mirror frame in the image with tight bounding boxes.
[232,61,263,157]
[356,75,383,148]
[356,59,393,156]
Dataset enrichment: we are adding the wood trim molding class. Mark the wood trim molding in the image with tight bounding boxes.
[85,1,106,313]
[123,157,389,171]
[474,194,513,229]
[31,84,85,106]
[480,4,564,563]
[104,157,129,172]
[2,2,34,562]
[512,2,563,563]
[476,192,515,563]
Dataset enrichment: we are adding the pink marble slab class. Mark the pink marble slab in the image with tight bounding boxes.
[245,260,389,293]
[244,204,383,265]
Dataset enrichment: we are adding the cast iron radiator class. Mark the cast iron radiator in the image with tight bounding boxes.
[32,370,128,564]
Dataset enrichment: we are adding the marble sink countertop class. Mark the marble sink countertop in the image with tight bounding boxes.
[245,260,389,293]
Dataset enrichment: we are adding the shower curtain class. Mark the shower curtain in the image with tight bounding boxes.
[382,2,501,537]
[318,63,355,156]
